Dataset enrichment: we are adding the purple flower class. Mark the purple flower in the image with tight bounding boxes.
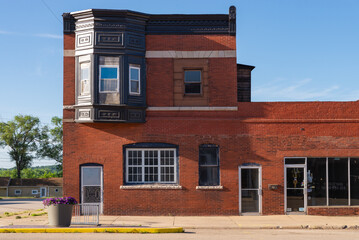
[43,197,78,206]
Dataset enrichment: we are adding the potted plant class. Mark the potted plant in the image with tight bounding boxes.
[43,197,78,227]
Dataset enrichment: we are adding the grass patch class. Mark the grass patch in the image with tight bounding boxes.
[15,216,21,219]
[31,212,47,217]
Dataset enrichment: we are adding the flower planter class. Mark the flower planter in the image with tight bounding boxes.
[48,204,74,227]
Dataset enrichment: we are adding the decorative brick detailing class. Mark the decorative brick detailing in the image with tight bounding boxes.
[308,207,359,216]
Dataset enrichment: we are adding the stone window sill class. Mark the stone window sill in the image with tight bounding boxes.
[120,185,182,190]
[196,185,223,190]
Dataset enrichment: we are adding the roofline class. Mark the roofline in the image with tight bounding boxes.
[237,63,255,70]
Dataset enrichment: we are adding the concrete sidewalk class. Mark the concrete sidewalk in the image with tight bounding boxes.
[1,214,359,230]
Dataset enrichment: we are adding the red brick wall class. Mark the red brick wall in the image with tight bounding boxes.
[63,101,359,215]
[146,35,236,51]
[308,207,359,216]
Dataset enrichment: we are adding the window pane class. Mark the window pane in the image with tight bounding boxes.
[199,166,219,186]
[81,65,89,80]
[285,158,305,164]
[199,147,218,165]
[241,190,259,213]
[100,79,117,92]
[101,67,118,79]
[350,158,359,205]
[130,68,139,80]
[185,83,201,94]
[287,189,304,212]
[184,71,201,82]
[82,167,101,186]
[307,158,327,206]
[241,169,259,189]
[328,158,348,206]
[286,167,304,189]
[131,80,139,93]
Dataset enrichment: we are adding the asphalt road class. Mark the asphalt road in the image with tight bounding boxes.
[0,198,44,214]
[0,229,358,240]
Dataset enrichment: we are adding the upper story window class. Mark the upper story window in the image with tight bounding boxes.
[184,70,201,94]
[129,65,140,95]
[199,145,220,186]
[80,62,90,96]
[99,56,119,93]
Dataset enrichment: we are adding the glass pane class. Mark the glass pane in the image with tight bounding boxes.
[131,80,139,93]
[286,168,304,189]
[241,169,259,189]
[100,79,117,92]
[328,158,348,205]
[199,147,218,165]
[285,158,305,164]
[185,83,201,94]
[83,186,101,203]
[184,70,201,82]
[101,67,118,79]
[307,158,327,206]
[82,167,101,186]
[81,65,89,80]
[241,190,259,213]
[130,67,139,80]
[351,158,359,205]
[199,166,219,186]
[287,189,304,212]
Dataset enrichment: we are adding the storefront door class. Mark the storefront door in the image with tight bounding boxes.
[239,166,262,215]
[285,165,307,214]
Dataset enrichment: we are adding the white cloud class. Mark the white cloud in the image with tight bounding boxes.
[0,29,61,39]
[253,78,342,101]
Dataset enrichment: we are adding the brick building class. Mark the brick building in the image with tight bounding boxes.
[62,6,359,216]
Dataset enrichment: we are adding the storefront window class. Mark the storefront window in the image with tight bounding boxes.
[307,158,327,206]
[350,158,359,205]
[328,158,348,206]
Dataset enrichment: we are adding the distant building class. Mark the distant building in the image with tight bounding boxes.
[0,177,10,197]
[62,6,359,216]
[6,178,63,197]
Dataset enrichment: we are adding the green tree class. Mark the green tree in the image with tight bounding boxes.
[37,117,63,171]
[0,115,46,178]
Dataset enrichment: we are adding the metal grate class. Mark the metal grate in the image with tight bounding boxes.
[71,203,99,225]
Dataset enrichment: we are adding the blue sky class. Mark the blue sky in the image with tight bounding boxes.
[0,0,359,168]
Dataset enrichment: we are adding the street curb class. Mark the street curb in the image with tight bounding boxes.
[0,227,184,233]
[183,225,359,230]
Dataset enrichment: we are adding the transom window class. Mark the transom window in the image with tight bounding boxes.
[80,62,90,96]
[184,70,201,94]
[199,145,220,186]
[129,65,140,95]
[126,149,176,184]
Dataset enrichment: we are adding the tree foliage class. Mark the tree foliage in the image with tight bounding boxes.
[0,166,62,178]
[0,115,46,178]
[37,116,63,168]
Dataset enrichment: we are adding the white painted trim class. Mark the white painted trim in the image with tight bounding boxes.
[75,48,94,56]
[64,50,75,57]
[147,106,238,111]
[146,50,236,58]
[196,185,223,190]
[129,65,141,95]
[40,187,46,197]
[120,185,182,190]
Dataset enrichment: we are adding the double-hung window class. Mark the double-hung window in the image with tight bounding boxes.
[80,62,90,95]
[199,145,220,186]
[184,70,201,94]
[129,65,140,95]
[126,148,177,184]
[99,56,119,93]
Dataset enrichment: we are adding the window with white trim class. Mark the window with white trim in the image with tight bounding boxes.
[129,65,140,95]
[99,56,119,93]
[32,190,38,194]
[15,189,21,195]
[80,62,90,95]
[126,149,177,184]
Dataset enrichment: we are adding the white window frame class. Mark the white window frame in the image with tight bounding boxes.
[79,62,91,96]
[129,65,141,95]
[99,65,119,93]
[126,148,177,184]
[32,190,38,195]
[15,189,21,195]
